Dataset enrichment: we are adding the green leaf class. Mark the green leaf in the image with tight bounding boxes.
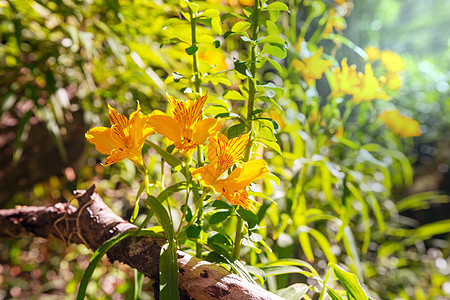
[130,181,146,223]
[260,265,305,277]
[262,43,287,59]
[231,21,251,33]
[207,231,232,246]
[236,208,258,228]
[145,195,174,239]
[146,141,182,168]
[223,90,247,101]
[209,211,232,224]
[159,242,180,300]
[276,283,309,300]
[133,270,144,300]
[187,224,201,238]
[327,288,344,300]
[259,34,285,46]
[157,182,187,202]
[268,58,283,74]
[201,8,220,18]
[263,2,290,12]
[332,264,368,300]
[244,266,266,285]
[234,59,252,77]
[211,16,222,35]
[265,20,278,35]
[227,123,246,139]
[185,45,198,55]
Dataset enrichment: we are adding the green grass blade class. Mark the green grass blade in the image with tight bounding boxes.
[76,229,138,300]
[331,264,368,300]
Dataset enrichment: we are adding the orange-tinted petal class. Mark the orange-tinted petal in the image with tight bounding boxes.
[224,160,269,191]
[192,164,219,190]
[85,127,121,155]
[108,105,129,132]
[193,118,222,145]
[148,113,182,144]
[104,147,130,167]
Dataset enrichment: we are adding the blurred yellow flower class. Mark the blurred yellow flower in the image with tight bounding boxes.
[365,46,381,62]
[293,48,333,86]
[379,110,421,138]
[330,58,360,97]
[381,50,404,73]
[199,50,228,72]
[387,72,402,90]
[324,9,347,35]
[85,103,155,169]
[148,93,221,155]
[352,64,389,104]
[226,0,254,6]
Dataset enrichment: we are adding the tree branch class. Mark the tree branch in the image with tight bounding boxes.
[0,185,283,300]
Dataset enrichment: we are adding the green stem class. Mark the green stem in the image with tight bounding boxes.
[246,0,261,123]
[189,6,201,94]
[318,265,332,300]
[232,214,244,260]
[243,0,261,163]
[176,156,192,236]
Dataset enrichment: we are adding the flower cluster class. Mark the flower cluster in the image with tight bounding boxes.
[293,48,333,86]
[85,93,268,210]
[365,47,404,90]
[331,58,389,103]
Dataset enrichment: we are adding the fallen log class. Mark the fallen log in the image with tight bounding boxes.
[0,185,283,300]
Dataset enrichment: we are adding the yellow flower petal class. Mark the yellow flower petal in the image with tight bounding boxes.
[192,164,218,190]
[85,127,120,155]
[193,118,222,146]
[148,113,182,144]
[223,160,269,191]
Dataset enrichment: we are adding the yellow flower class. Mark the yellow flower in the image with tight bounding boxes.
[85,103,154,168]
[386,72,402,90]
[365,46,380,62]
[324,9,347,35]
[193,133,268,210]
[199,50,228,72]
[293,48,333,86]
[215,160,269,210]
[379,109,421,138]
[330,58,360,97]
[193,133,249,189]
[226,0,254,6]
[352,64,389,104]
[381,50,404,73]
[148,93,221,155]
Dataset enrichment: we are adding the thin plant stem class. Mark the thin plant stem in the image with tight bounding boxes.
[176,155,192,236]
[232,214,244,260]
[189,6,201,94]
[235,0,262,259]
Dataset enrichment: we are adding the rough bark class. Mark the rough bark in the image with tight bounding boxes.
[0,185,283,300]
